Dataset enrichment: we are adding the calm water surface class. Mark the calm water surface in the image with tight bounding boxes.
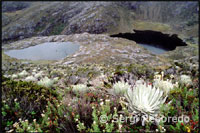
[138,43,167,54]
[4,42,80,60]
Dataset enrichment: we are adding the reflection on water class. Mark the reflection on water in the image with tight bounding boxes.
[4,42,80,60]
[138,43,167,54]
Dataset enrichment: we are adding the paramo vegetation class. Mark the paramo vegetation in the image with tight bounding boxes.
[2,62,199,132]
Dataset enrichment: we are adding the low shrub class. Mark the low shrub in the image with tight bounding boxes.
[2,76,58,132]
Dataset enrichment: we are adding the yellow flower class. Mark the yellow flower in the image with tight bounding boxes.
[185,126,191,133]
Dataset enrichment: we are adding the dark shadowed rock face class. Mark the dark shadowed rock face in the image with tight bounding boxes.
[110,30,187,50]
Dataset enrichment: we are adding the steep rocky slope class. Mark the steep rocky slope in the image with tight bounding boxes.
[2,1,198,43]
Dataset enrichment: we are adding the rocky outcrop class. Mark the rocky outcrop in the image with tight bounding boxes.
[2,33,172,68]
[118,2,198,23]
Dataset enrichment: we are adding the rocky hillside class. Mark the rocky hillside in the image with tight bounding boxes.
[2,1,198,43]
[2,2,31,12]
[2,2,199,132]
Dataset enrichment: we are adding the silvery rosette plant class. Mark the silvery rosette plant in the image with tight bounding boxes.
[153,79,175,94]
[112,81,131,95]
[37,76,54,88]
[72,84,91,94]
[179,75,192,85]
[123,81,168,125]
[153,72,178,94]
[18,70,29,77]
[25,76,37,82]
